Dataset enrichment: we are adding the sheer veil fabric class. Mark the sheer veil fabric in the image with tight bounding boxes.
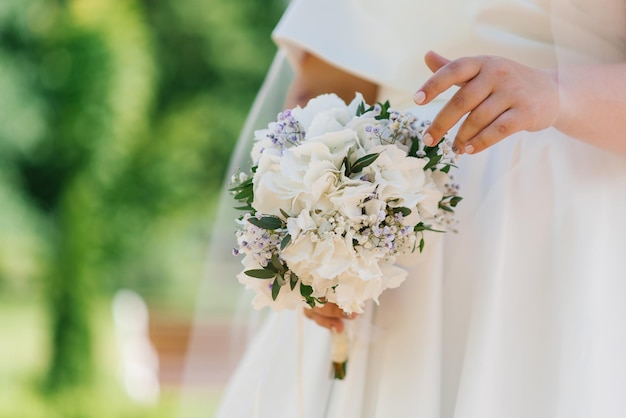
[182,0,626,417]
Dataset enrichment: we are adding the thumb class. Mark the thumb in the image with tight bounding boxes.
[424,50,450,73]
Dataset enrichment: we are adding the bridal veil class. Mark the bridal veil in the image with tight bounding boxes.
[180,0,626,417]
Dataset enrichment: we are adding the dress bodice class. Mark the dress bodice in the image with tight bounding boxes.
[274,0,625,106]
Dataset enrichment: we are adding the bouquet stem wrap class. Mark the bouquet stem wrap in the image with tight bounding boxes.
[331,328,349,380]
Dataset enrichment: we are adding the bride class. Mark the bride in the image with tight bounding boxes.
[185,0,626,417]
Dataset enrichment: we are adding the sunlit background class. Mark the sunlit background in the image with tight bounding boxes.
[0,0,285,416]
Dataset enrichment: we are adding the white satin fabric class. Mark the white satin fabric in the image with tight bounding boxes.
[212,0,626,417]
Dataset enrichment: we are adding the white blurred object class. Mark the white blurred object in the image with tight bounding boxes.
[112,289,161,405]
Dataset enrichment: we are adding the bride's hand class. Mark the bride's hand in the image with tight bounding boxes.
[303,302,357,333]
[413,51,559,154]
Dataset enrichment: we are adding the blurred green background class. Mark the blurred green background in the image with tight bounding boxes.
[0,0,285,416]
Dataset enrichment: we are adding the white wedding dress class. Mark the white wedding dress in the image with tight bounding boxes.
[195,0,626,417]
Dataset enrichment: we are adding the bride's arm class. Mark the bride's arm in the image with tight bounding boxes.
[284,52,378,108]
[553,64,626,155]
[415,51,626,157]
[284,52,378,332]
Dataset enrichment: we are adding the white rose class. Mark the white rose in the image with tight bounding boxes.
[282,233,356,282]
[252,152,299,216]
[331,259,408,313]
[253,141,342,216]
[306,129,360,168]
[279,233,316,283]
[286,209,317,239]
[363,145,431,210]
[347,116,381,152]
[329,270,376,314]
[291,94,348,130]
[285,142,344,212]
[378,261,408,290]
[307,108,352,138]
[329,179,377,219]
[312,235,356,280]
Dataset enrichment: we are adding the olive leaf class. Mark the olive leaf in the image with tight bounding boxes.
[348,153,380,175]
[248,216,283,230]
[244,269,277,279]
[280,234,291,250]
[271,278,281,300]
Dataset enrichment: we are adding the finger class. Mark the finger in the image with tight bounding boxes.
[414,55,482,106]
[454,93,511,152]
[463,109,522,154]
[304,308,345,332]
[423,78,492,146]
[424,50,450,73]
[314,302,356,320]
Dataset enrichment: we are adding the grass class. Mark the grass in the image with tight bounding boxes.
[0,294,224,418]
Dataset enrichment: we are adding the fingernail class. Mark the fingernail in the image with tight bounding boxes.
[413,90,426,105]
[423,132,434,146]
[465,144,475,154]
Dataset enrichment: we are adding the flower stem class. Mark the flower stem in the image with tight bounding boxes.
[331,328,349,380]
[332,361,347,380]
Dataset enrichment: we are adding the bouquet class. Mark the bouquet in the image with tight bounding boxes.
[230,93,461,378]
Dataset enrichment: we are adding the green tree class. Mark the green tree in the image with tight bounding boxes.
[0,0,284,402]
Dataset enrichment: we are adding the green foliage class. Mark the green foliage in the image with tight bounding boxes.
[346,152,381,176]
[0,0,285,403]
[0,297,211,418]
[247,215,284,230]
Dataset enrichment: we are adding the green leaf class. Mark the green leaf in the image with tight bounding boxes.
[234,188,253,200]
[228,179,253,192]
[271,278,281,301]
[234,205,254,211]
[280,234,292,250]
[414,223,445,233]
[392,207,412,217]
[279,208,290,220]
[270,254,284,273]
[374,100,391,120]
[356,101,365,116]
[356,101,375,117]
[289,272,298,290]
[275,273,287,287]
[248,216,283,230]
[349,153,380,174]
[419,237,425,252]
[244,269,277,279]
[440,165,451,173]
[423,154,443,171]
[342,155,351,176]
[300,283,313,298]
[449,196,463,207]
[408,137,420,157]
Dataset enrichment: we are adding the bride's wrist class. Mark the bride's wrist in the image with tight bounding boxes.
[541,67,562,130]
